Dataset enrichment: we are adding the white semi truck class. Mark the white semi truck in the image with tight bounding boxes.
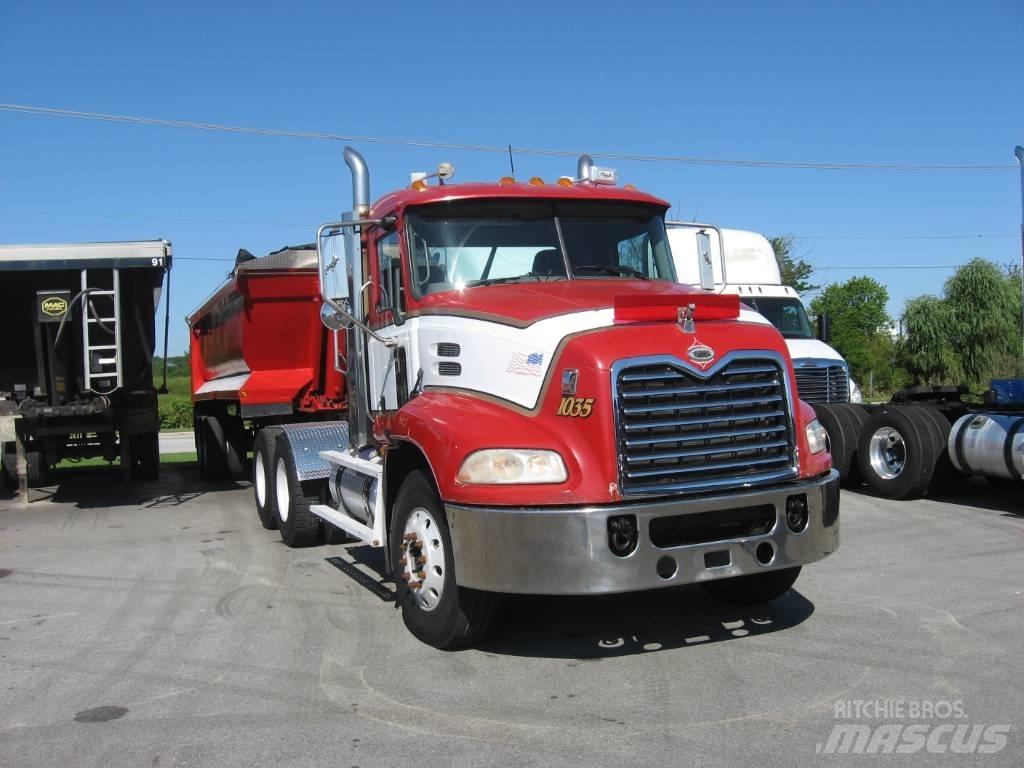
[666,225,862,406]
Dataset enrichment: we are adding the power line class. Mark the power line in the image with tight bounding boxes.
[3,208,1017,243]
[797,234,1015,241]
[0,103,1016,173]
[0,208,309,228]
[813,264,975,270]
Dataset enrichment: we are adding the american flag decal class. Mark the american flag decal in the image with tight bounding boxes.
[506,351,544,376]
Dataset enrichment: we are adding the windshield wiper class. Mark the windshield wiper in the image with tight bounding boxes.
[465,273,560,288]
[573,264,649,280]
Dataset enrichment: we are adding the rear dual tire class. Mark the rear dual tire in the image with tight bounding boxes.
[253,428,280,530]
[272,433,321,548]
[857,405,951,499]
[252,427,348,544]
[813,403,869,487]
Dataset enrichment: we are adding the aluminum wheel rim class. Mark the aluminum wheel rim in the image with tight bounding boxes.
[869,426,906,480]
[255,449,266,507]
[275,458,290,522]
[400,506,445,612]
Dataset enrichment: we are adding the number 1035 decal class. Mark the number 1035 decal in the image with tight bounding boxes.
[557,396,595,418]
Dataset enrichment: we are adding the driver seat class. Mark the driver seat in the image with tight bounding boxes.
[532,249,566,277]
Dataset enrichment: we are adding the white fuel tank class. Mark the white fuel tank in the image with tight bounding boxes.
[948,412,1024,481]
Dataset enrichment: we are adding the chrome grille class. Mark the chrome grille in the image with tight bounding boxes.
[793,363,849,404]
[615,356,797,496]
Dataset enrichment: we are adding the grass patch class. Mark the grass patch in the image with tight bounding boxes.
[55,451,196,470]
[158,374,194,430]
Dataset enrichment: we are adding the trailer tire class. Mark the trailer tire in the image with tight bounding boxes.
[196,414,230,482]
[272,434,321,547]
[129,432,160,482]
[222,417,248,479]
[391,470,496,649]
[812,405,853,483]
[857,406,938,499]
[701,566,802,605]
[3,446,47,487]
[253,428,280,530]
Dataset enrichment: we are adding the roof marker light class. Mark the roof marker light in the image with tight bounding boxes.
[557,176,574,187]
[588,166,617,185]
[499,176,515,185]
[623,183,636,190]
[528,176,544,186]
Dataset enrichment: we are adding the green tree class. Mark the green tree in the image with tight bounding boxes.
[901,295,961,384]
[900,258,1022,387]
[809,276,890,382]
[769,235,818,295]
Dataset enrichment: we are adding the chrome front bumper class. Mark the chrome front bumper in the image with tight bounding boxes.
[445,470,839,595]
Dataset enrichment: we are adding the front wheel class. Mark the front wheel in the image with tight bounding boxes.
[390,470,496,649]
[701,566,802,605]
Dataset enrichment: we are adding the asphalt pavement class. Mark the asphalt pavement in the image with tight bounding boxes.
[0,466,1020,767]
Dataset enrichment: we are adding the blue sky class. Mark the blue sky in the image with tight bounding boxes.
[2,0,1022,355]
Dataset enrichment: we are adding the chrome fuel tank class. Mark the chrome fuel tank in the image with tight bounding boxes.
[948,412,1024,481]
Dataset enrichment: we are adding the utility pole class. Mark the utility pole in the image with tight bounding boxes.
[1016,145,1024,368]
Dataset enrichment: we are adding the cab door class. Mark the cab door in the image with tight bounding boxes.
[365,226,412,412]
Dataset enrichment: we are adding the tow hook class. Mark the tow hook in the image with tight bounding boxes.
[608,514,639,557]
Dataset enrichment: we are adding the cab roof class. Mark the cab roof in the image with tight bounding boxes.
[369,181,670,218]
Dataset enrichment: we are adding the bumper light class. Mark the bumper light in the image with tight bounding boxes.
[806,418,828,455]
[456,449,568,485]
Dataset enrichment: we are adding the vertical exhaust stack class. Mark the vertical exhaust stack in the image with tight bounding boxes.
[342,146,371,447]
[577,154,593,183]
[344,146,371,218]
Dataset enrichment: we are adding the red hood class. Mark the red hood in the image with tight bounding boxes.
[413,279,720,325]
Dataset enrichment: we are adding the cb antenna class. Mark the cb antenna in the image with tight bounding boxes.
[507,145,515,178]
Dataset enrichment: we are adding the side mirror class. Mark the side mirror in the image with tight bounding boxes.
[816,313,831,343]
[696,230,715,291]
[318,226,351,303]
[320,301,351,332]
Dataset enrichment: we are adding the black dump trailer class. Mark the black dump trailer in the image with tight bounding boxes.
[0,240,172,489]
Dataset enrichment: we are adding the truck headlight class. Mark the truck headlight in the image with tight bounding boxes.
[456,449,568,484]
[850,378,863,403]
[806,419,828,455]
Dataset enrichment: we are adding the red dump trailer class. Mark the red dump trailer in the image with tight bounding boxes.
[187,246,347,479]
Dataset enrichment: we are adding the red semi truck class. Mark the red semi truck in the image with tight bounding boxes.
[189,150,840,648]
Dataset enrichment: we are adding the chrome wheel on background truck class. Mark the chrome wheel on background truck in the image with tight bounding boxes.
[857,406,945,499]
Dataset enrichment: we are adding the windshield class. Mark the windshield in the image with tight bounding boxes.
[405,200,675,296]
[745,297,814,339]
